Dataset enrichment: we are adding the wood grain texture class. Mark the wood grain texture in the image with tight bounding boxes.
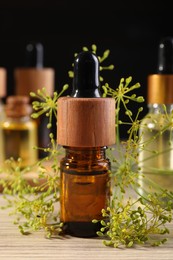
[14,68,55,96]
[57,97,115,147]
[0,195,173,260]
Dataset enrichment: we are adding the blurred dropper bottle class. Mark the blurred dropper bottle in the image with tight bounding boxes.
[57,51,115,237]
[14,41,55,158]
[138,37,173,193]
[0,67,7,121]
[0,95,38,168]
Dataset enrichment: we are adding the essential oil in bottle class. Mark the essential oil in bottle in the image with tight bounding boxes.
[138,37,173,193]
[60,147,111,237]
[57,51,115,237]
[0,95,38,168]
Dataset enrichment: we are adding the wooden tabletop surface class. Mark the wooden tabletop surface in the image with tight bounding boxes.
[0,194,173,260]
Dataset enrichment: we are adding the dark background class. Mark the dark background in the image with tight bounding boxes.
[0,1,172,138]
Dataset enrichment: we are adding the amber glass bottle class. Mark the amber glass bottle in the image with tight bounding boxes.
[57,51,115,237]
[60,146,110,237]
[0,95,38,168]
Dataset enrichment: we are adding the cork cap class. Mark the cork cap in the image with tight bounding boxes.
[5,95,32,117]
[0,67,6,98]
[14,68,55,96]
[57,97,115,147]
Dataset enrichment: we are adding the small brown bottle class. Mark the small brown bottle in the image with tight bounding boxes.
[57,51,115,237]
[0,95,38,168]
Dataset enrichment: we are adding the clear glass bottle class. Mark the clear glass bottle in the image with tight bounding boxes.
[60,146,111,237]
[138,104,173,193]
[138,37,173,194]
[57,51,115,237]
[0,95,38,168]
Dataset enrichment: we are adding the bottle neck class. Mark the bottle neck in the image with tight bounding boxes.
[63,146,107,161]
[148,103,173,114]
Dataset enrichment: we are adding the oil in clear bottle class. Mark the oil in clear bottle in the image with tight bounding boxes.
[0,95,38,168]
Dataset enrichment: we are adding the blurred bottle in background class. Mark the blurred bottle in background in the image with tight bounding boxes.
[138,37,173,194]
[0,95,38,168]
[14,41,55,158]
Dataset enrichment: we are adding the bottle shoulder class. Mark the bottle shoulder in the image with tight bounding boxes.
[141,112,164,121]
[140,112,170,130]
[0,117,37,129]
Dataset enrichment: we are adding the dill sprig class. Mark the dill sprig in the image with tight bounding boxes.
[93,191,172,248]
[30,85,69,128]
[0,134,63,238]
[96,74,173,248]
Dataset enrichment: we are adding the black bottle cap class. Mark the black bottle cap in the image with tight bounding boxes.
[71,51,101,97]
[25,41,44,68]
[158,36,173,74]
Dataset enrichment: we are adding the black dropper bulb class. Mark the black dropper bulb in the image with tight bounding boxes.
[71,51,101,97]
[25,41,44,68]
[158,37,173,74]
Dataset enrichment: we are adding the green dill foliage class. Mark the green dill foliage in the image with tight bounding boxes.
[0,44,173,247]
[93,192,172,248]
[95,76,173,247]
[30,85,69,128]
[102,78,144,142]
[0,134,64,238]
[0,87,68,237]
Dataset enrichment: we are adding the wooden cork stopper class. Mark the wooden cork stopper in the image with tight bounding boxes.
[57,97,115,147]
[5,95,32,117]
[0,68,6,97]
[148,74,173,104]
[14,68,55,96]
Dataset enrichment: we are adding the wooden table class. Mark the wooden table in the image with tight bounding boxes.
[0,195,173,260]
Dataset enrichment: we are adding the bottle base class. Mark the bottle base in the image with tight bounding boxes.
[62,221,102,238]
